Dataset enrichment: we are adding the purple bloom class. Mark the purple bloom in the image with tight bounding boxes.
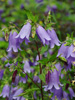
[2,18,6,23]
[0,9,4,14]
[0,37,4,41]
[8,0,13,5]
[0,70,4,80]
[14,75,20,86]
[16,22,31,44]
[20,96,25,100]
[35,0,43,3]
[21,4,24,9]
[44,69,62,91]
[45,71,50,84]
[36,25,51,45]
[20,76,28,83]
[63,91,69,100]
[5,62,12,67]
[33,75,41,83]
[55,63,62,76]
[47,29,60,48]
[51,87,63,100]
[24,60,32,73]
[67,56,75,66]
[63,63,71,70]
[34,55,39,65]
[67,44,75,58]
[33,91,37,99]
[13,88,23,100]
[7,31,21,52]
[66,44,75,65]
[68,87,75,99]
[57,43,69,58]
[9,87,17,100]
[0,85,10,98]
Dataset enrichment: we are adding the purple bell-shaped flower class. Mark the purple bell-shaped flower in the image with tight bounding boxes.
[36,25,51,45]
[24,60,32,73]
[16,22,31,44]
[47,29,60,48]
[7,31,21,52]
[0,85,10,98]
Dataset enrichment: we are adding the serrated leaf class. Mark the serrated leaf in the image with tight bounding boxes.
[40,45,48,54]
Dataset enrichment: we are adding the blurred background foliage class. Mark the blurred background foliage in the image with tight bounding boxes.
[0,0,75,40]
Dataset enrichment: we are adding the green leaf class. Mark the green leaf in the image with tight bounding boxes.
[39,73,45,83]
[40,45,48,54]
[58,56,67,62]
[18,88,39,96]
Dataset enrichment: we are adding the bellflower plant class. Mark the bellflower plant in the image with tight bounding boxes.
[0,5,75,100]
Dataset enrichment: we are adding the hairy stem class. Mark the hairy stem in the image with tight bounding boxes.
[36,41,44,100]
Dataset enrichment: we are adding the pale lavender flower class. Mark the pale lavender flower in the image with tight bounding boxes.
[7,31,21,52]
[44,69,62,91]
[36,25,51,45]
[33,91,37,99]
[51,87,63,100]
[13,88,23,100]
[47,29,60,48]
[57,43,69,58]
[34,55,39,65]
[33,76,41,83]
[67,44,75,58]
[24,60,32,73]
[0,70,4,80]
[20,76,28,83]
[68,87,75,99]
[21,4,24,9]
[55,63,62,76]
[20,96,26,100]
[46,5,57,13]
[16,22,31,44]
[9,87,17,100]
[63,91,69,100]
[0,85,10,98]
[36,0,43,3]
[8,0,13,5]
[67,56,75,66]
[45,71,50,84]
[14,75,20,86]
[66,44,75,65]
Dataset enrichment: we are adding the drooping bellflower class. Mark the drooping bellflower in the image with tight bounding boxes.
[0,85,10,98]
[0,70,4,80]
[51,87,63,100]
[35,0,43,3]
[33,75,41,83]
[36,25,51,45]
[47,29,60,48]
[24,60,32,73]
[67,44,75,65]
[57,43,69,58]
[7,31,21,52]
[13,88,24,100]
[16,22,31,44]
[44,69,62,91]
